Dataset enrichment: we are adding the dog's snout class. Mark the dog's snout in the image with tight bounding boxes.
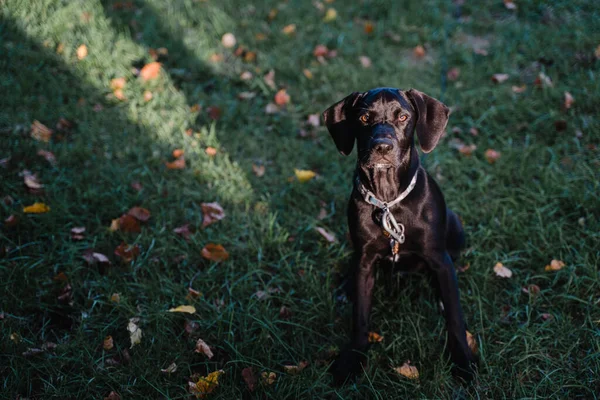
[374,140,392,154]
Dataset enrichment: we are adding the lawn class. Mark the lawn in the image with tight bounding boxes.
[1,0,599,398]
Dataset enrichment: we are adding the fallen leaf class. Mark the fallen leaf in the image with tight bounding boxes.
[104,391,120,400]
[207,106,222,120]
[161,362,178,374]
[110,77,126,91]
[111,293,121,303]
[315,227,337,243]
[201,202,225,228]
[184,320,200,336]
[31,120,53,142]
[240,71,253,80]
[168,305,196,314]
[83,251,111,266]
[394,361,419,380]
[493,262,512,278]
[172,149,184,158]
[284,361,309,375]
[140,62,161,81]
[303,69,313,79]
[118,214,141,233]
[174,224,193,241]
[317,208,327,220]
[282,24,296,35]
[165,156,186,170]
[364,21,374,34]
[103,335,114,350]
[264,69,276,89]
[221,33,236,48]
[37,150,57,166]
[545,259,565,272]
[238,91,256,100]
[279,305,292,319]
[261,371,277,385]
[195,338,214,358]
[522,284,540,295]
[186,287,202,301]
[127,207,151,222]
[265,103,279,114]
[458,144,477,156]
[466,331,478,354]
[534,72,553,88]
[368,332,384,343]
[22,170,44,191]
[4,214,18,228]
[53,272,68,282]
[71,226,86,240]
[323,8,337,22]
[484,149,501,164]
[503,0,517,10]
[205,147,217,156]
[313,44,329,57]
[10,332,21,343]
[114,242,141,263]
[252,164,265,177]
[294,168,316,182]
[413,45,426,59]
[359,55,372,68]
[23,202,50,213]
[190,370,224,398]
[541,313,554,321]
[267,8,278,20]
[109,218,120,232]
[201,243,229,262]
[563,92,574,110]
[491,73,509,83]
[447,67,460,81]
[76,44,88,60]
[242,367,257,392]
[127,317,142,348]
[143,90,153,101]
[512,85,527,93]
[274,89,290,106]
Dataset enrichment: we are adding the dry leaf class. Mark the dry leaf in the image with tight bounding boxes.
[238,91,256,100]
[307,114,320,128]
[493,262,512,278]
[317,208,327,220]
[161,362,178,374]
[264,69,276,89]
[466,331,478,354]
[563,92,574,110]
[457,143,476,156]
[83,251,111,266]
[358,55,372,68]
[4,214,18,228]
[10,332,21,343]
[368,332,384,343]
[484,149,501,164]
[168,305,196,314]
[413,45,426,59]
[534,72,553,87]
[323,8,337,22]
[111,293,121,303]
[76,44,88,60]
[274,89,290,106]
[491,73,509,83]
[172,149,184,158]
[512,85,526,93]
[315,227,337,243]
[252,164,265,177]
[545,259,565,272]
[522,284,540,295]
[165,156,186,170]
[242,367,257,392]
[31,120,53,142]
[110,77,126,91]
[37,150,57,166]
[71,226,86,240]
[503,0,517,10]
[109,218,120,232]
[394,361,419,380]
[174,224,193,241]
[221,33,236,48]
[104,391,120,400]
[127,318,142,348]
[313,44,329,57]
[447,67,460,81]
[201,202,225,228]
[103,335,114,350]
[127,207,151,222]
[205,147,217,156]
[114,242,141,263]
[22,170,44,191]
[195,338,214,358]
[240,71,253,80]
[284,361,309,375]
[294,168,316,182]
[282,24,296,35]
[23,202,50,213]
[190,370,224,398]
[261,371,276,385]
[118,214,141,233]
[265,103,279,114]
[140,62,161,81]
[143,90,153,101]
[201,243,229,262]
[186,287,202,301]
[303,69,313,79]
[364,21,374,34]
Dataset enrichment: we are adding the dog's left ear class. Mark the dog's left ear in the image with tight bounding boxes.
[322,92,361,156]
[406,89,449,153]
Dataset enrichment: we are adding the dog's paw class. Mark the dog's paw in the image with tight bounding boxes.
[329,348,366,386]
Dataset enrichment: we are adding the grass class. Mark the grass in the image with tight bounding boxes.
[1,0,599,398]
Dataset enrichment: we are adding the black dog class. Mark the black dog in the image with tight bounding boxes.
[323,88,476,383]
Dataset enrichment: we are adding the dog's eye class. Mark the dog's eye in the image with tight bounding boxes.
[398,115,408,122]
[359,114,369,123]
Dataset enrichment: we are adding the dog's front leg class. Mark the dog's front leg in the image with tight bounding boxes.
[331,249,379,385]
[429,252,477,382]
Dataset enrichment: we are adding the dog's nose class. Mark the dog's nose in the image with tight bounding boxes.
[374,141,392,154]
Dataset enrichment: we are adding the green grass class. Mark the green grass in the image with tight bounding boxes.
[1,0,599,398]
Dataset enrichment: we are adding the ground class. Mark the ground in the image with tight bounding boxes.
[1,0,599,399]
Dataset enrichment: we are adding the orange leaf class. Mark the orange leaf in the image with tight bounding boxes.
[118,214,141,233]
[205,147,217,157]
[165,156,186,170]
[140,62,161,81]
[283,361,309,375]
[364,21,374,34]
[413,45,426,59]
[201,243,229,262]
[484,149,501,164]
[31,120,53,142]
[201,202,225,228]
[110,77,126,90]
[114,242,141,263]
[368,332,384,343]
[274,89,290,106]
[127,207,151,222]
[282,24,296,35]
[466,331,478,354]
[303,69,313,79]
[313,45,329,57]
[394,361,419,380]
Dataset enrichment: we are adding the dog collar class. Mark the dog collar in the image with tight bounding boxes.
[354,172,418,248]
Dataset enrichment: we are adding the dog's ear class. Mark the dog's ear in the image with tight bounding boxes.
[406,89,449,153]
[322,92,361,156]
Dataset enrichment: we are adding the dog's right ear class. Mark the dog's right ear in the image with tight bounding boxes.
[322,92,361,156]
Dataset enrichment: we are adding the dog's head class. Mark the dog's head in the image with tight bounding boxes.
[322,88,449,168]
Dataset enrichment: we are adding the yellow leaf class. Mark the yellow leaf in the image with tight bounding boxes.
[303,69,313,79]
[191,370,224,398]
[23,202,50,213]
[545,259,565,272]
[261,371,276,385]
[282,24,296,35]
[294,169,316,183]
[394,361,419,380]
[324,8,337,22]
[168,305,196,314]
